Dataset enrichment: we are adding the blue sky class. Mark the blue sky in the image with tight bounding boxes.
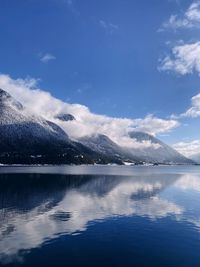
[1,0,200,156]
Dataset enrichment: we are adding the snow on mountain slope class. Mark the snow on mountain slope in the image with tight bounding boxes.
[0,88,194,165]
[0,88,71,151]
[79,132,193,164]
[79,134,130,160]
[128,131,193,164]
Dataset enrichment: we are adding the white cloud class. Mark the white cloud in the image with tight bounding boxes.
[170,92,200,156]
[161,15,193,31]
[169,91,200,120]
[186,1,200,21]
[39,53,56,63]
[0,74,179,148]
[175,174,200,191]
[131,114,179,135]
[159,42,200,75]
[161,1,200,30]
[173,140,200,157]
[182,92,200,117]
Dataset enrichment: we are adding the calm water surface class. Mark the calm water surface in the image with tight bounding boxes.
[0,165,200,267]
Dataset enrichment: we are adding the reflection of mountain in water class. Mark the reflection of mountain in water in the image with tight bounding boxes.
[0,172,182,262]
[0,174,93,212]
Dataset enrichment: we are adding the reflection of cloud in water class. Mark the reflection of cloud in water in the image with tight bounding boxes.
[175,174,200,192]
[0,173,183,261]
[174,174,200,233]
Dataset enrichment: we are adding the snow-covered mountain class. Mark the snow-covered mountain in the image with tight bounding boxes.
[0,88,70,152]
[79,132,193,164]
[0,88,194,165]
[79,134,122,155]
[79,134,136,162]
[0,89,114,164]
[128,131,193,164]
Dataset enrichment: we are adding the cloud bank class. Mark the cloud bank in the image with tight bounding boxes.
[0,74,179,148]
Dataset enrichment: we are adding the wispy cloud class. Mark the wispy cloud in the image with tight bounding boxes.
[99,20,119,34]
[160,1,200,31]
[39,53,56,63]
[168,91,200,119]
[186,1,200,21]
[160,15,192,31]
[159,41,200,75]
[0,74,179,148]
[167,89,200,127]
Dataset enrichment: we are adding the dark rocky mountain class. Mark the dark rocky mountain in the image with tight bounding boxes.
[55,113,75,122]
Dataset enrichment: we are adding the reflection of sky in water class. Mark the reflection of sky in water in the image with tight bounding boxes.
[1,167,200,264]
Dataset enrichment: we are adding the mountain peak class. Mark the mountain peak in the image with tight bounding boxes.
[0,88,11,99]
[0,88,23,110]
[129,131,154,140]
[128,130,193,164]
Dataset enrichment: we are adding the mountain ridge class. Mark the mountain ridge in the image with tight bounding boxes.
[78,132,194,165]
[0,88,194,165]
[0,89,122,165]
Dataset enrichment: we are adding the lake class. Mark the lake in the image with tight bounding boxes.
[0,165,200,267]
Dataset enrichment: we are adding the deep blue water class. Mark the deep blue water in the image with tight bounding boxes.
[0,165,200,267]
